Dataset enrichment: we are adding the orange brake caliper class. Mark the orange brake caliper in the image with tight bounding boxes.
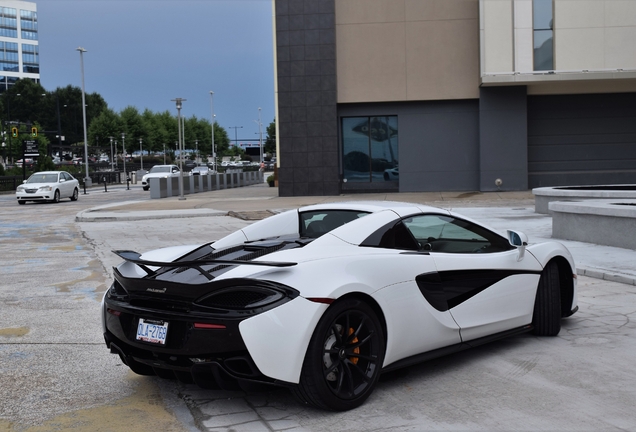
[348,328,360,364]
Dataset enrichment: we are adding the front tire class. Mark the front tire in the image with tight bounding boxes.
[52,190,60,203]
[143,186,149,191]
[18,200,25,205]
[532,261,561,336]
[70,188,79,201]
[293,298,385,411]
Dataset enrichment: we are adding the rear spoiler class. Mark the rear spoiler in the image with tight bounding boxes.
[113,250,297,280]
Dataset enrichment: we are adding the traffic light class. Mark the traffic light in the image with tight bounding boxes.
[11,127,18,138]
[31,127,37,137]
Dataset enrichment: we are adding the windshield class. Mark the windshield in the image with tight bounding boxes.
[27,174,58,183]
[149,166,172,173]
[300,210,369,238]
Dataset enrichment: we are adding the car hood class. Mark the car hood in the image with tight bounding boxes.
[19,182,59,188]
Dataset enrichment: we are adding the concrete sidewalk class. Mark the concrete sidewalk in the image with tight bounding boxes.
[76,183,636,286]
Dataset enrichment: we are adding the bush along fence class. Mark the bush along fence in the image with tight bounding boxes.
[149,171,264,199]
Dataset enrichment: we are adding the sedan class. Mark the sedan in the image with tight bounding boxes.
[101,201,577,411]
[16,171,79,204]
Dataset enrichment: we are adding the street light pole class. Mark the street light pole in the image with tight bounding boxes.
[121,132,127,188]
[109,136,114,171]
[77,47,90,186]
[258,107,263,163]
[139,138,143,170]
[163,143,166,164]
[209,90,215,169]
[172,98,186,200]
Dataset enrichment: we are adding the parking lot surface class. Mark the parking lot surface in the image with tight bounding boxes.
[1,183,635,431]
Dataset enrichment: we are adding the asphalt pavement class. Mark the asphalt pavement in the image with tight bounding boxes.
[76,182,636,286]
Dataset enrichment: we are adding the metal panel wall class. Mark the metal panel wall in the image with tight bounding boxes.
[528,92,636,187]
[339,100,480,193]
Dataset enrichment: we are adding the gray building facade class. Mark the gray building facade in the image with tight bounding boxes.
[273,0,636,196]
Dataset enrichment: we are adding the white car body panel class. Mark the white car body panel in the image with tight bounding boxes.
[430,250,543,341]
[239,297,328,384]
[373,282,461,367]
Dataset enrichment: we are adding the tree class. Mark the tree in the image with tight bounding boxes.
[264,118,276,156]
[120,106,145,155]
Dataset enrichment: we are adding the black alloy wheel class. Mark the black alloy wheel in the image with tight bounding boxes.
[293,298,385,411]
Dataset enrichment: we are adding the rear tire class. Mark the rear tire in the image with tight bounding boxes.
[532,261,562,336]
[292,298,385,411]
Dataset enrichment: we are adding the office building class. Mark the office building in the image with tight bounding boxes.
[273,0,636,196]
[0,0,39,93]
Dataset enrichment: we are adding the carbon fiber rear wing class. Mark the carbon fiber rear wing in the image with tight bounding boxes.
[113,250,297,280]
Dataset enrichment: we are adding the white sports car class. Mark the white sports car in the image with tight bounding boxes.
[16,171,80,204]
[102,201,578,411]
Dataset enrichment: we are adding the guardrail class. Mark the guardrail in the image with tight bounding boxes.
[149,171,264,199]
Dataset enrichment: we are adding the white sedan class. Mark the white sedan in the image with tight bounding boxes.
[102,201,578,411]
[16,171,79,205]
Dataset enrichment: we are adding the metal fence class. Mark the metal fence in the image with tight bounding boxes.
[0,176,22,192]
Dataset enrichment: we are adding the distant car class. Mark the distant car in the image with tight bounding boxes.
[191,165,209,176]
[16,171,79,205]
[141,164,180,191]
[101,201,577,411]
[184,160,196,171]
[15,158,34,168]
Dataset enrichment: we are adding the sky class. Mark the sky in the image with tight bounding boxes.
[35,0,275,143]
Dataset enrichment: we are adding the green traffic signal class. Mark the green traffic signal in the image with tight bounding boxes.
[31,127,37,137]
[11,127,17,138]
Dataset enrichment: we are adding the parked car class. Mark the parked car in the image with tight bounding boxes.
[101,201,577,411]
[15,158,34,168]
[16,171,79,204]
[140,164,180,191]
[191,165,209,175]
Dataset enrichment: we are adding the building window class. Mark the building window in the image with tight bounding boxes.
[0,41,18,72]
[0,7,17,38]
[342,116,399,183]
[22,43,38,73]
[533,0,553,71]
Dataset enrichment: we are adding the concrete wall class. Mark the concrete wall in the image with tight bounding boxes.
[336,0,480,103]
[481,0,636,91]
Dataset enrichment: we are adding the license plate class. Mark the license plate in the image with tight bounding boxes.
[136,318,169,345]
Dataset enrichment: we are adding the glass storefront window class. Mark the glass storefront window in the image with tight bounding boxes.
[342,116,398,184]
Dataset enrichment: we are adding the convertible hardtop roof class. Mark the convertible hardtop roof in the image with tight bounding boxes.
[298,200,443,218]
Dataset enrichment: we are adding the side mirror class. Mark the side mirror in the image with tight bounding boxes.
[507,230,528,261]
[22,180,27,184]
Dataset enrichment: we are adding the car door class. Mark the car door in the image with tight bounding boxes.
[60,172,72,197]
[402,214,543,342]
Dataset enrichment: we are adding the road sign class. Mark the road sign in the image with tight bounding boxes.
[23,140,39,157]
